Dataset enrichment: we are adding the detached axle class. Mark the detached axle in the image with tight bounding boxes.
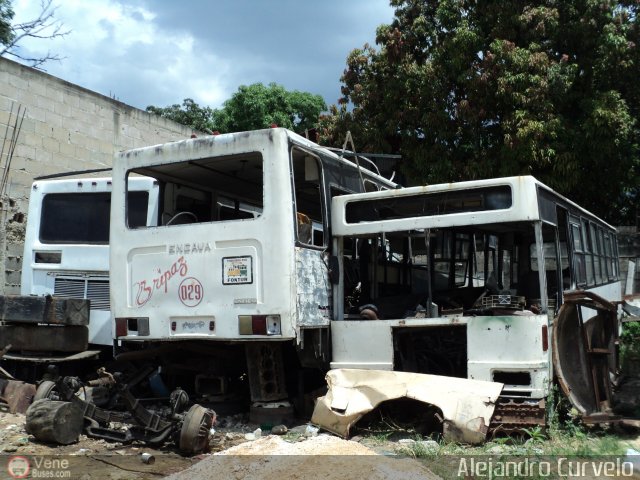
[32,371,215,455]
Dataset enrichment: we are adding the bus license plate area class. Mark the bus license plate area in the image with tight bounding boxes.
[170,317,215,335]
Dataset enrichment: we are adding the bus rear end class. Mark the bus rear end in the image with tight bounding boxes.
[22,176,157,347]
[110,129,304,407]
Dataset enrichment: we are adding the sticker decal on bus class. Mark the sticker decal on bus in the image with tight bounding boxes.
[222,256,253,285]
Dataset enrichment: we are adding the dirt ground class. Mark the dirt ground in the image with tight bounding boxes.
[0,410,439,480]
[165,435,438,480]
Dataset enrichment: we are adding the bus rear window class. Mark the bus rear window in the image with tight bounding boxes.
[40,191,149,244]
[127,152,263,228]
[40,192,110,244]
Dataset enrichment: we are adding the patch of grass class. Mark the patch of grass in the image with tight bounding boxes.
[365,430,394,445]
[357,383,634,462]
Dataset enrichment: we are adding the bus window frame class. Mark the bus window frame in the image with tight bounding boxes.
[290,146,327,250]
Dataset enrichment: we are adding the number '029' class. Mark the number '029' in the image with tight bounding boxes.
[181,283,202,301]
[178,277,204,307]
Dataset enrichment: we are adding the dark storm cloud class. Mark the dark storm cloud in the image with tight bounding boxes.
[11,0,393,109]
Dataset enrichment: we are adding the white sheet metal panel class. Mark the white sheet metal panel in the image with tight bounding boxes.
[312,369,503,444]
[467,314,550,398]
[330,317,468,370]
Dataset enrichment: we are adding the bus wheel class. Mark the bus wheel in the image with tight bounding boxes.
[178,404,216,455]
[33,380,59,401]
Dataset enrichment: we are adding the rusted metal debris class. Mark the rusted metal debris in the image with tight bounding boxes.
[552,291,619,420]
[0,295,91,356]
[489,398,546,436]
[0,343,36,413]
[33,370,215,455]
[0,295,89,325]
[0,378,36,413]
[311,369,503,444]
[622,295,640,323]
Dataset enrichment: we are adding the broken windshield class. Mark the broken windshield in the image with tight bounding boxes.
[126,152,263,228]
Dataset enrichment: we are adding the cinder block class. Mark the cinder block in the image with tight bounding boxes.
[4,286,20,295]
[5,270,21,285]
[42,136,60,153]
[27,79,46,97]
[6,243,24,257]
[19,117,35,134]
[59,142,75,157]
[36,94,55,112]
[17,145,38,167]
[35,119,53,136]
[5,257,21,270]
[45,110,63,127]
[19,132,42,148]
[45,85,64,103]
[2,84,18,102]
[34,148,52,163]
[9,75,27,90]
[55,102,71,117]
[63,93,80,109]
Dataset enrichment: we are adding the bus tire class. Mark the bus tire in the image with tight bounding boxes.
[33,380,58,402]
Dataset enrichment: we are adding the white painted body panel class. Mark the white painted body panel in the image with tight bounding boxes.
[331,317,468,370]
[111,130,296,342]
[467,314,550,398]
[21,176,158,346]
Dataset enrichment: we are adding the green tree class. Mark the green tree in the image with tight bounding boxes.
[212,82,326,134]
[0,0,14,46]
[0,0,69,68]
[320,0,640,224]
[146,98,216,133]
[147,83,327,136]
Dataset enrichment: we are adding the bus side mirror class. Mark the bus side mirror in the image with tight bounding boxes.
[328,255,340,284]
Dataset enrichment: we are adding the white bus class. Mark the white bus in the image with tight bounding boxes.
[330,176,621,427]
[21,176,159,348]
[110,130,621,428]
[110,128,395,409]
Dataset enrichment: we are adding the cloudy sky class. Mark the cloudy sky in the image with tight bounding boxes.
[10,0,394,111]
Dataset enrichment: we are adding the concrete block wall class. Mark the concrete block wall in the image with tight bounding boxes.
[0,57,197,294]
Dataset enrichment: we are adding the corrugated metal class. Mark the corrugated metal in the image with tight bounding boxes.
[87,280,110,310]
[54,277,110,311]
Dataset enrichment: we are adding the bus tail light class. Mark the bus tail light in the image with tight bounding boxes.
[239,315,281,335]
[115,318,127,337]
[542,324,549,352]
[115,317,150,337]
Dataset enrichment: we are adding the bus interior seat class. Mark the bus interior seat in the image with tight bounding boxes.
[296,212,312,244]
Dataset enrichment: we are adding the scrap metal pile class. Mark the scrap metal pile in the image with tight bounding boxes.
[26,367,215,455]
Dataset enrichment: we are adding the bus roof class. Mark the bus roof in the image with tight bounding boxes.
[113,128,396,188]
[332,175,615,236]
[31,176,156,193]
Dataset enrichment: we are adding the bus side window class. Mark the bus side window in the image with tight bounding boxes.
[291,148,325,247]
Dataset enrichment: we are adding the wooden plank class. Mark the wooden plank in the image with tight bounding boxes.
[0,295,89,325]
[0,324,88,352]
